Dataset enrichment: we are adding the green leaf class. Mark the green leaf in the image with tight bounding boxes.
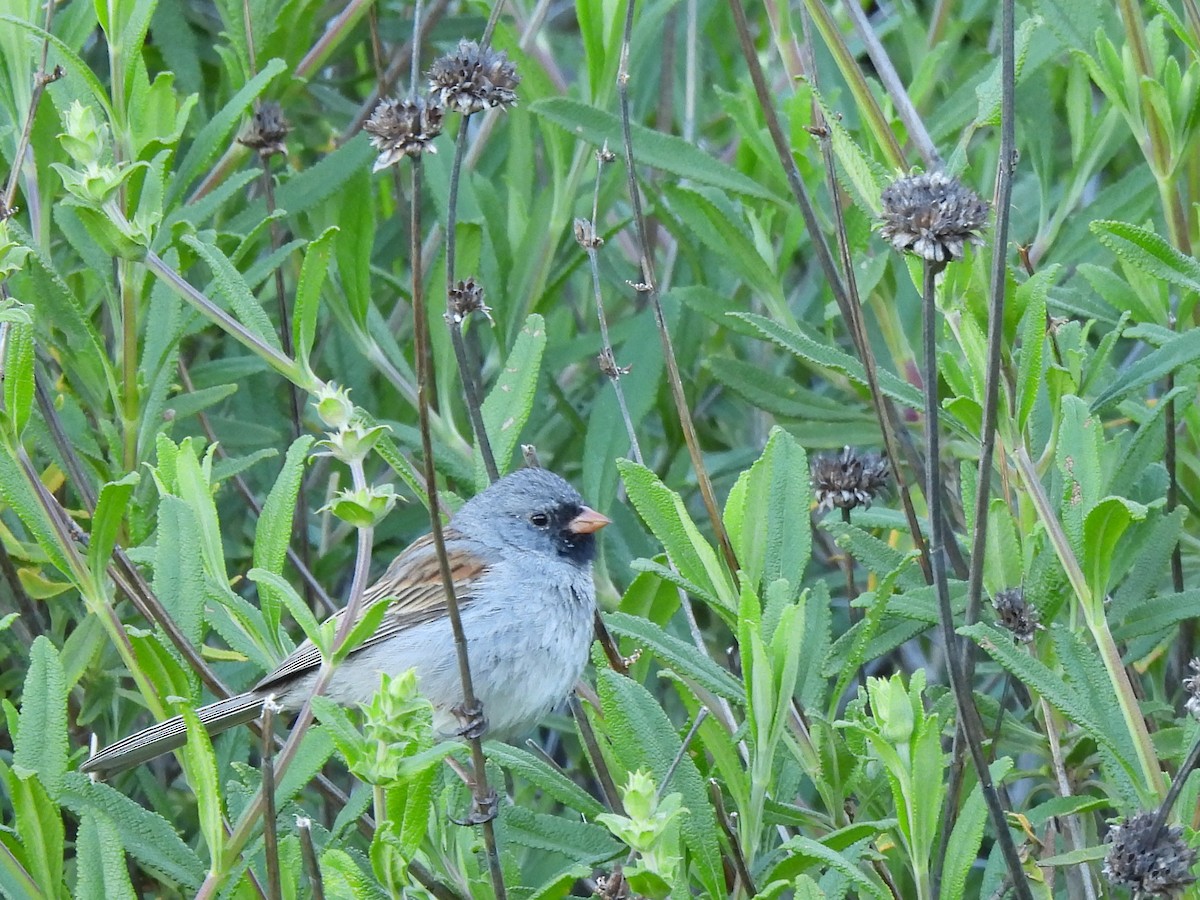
[486,744,606,818]
[983,498,1022,599]
[75,811,136,900]
[529,97,783,203]
[3,320,34,437]
[13,636,68,796]
[59,773,205,888]
[1091,326,1200,410]
[723,426,810,600]
[477,313,546,485]
[1014,278,1046,431]
[87,473,139,597]
[253,435,315,642]
[738,313,925,411]
[178,702,224,865]
[604,611,744,702]
[961,623,1133,774]
[1082,496,1147,601]
[1091,219,1200,296]
[294,228,338,372]
[1112,590,1200,642]
[500,804,620,863]
[181,233,282,352]
[6,768,64,896]
[775,836,889,900]
[153,496,206,647]
[248,567,323,652]
[941,759,1013,900]
[335,168,373,329]
[617,459,736,614]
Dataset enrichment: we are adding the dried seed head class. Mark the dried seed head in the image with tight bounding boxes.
[1183,658,1200,720]
[239,102,290,158]
[427,39,520,115]
[879,171,989,264]
[597,348,631,379]
[364,96,444,170]
[573,218,603,249]
[446,277,492,324]
[811,447,889,514]
[991,586,1041,643]
[1103,812,1197,897]
[597,144,616,164]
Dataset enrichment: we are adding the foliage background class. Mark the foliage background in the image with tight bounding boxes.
[0,0,1199,897]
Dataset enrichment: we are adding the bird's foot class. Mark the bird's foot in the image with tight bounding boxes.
[451,701,488,740]
[451,788,499,826]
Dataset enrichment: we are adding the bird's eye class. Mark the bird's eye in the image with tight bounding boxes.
[530,512,550,528]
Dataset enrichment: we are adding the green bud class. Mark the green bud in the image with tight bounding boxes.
[58,101,108,166]
[349,669,435,786]
[324,484,397,528]
[0,223,30,280]
[867,674,915,746]
[318,423,389,463]
[315,383,355,429]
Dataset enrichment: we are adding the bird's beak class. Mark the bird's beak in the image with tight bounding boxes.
[567,506,611,534]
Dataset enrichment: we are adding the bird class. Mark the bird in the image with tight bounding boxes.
[81,467,609,777]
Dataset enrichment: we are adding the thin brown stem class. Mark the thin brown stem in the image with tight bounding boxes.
[260,701,282,900]
[734,0,932,583]
[445,120,499,482]
[616,1,737,576]
[1,0,59,219]
[411,151,507,897]
[296,818,325,900]
[923,262,1032,900]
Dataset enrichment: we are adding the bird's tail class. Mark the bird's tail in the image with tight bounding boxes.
[81,692,266,778]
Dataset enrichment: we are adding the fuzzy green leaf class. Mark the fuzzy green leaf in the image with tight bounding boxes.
[253,435,314,641]
[75,811,136,900]
[487,744,606,818]
[478,313,546,485]
[605,611,744,702]
[13,636,68,795]
[294,228,338,372]
[182,234,281,352]
[723,426,810,601]
[617,459,736,614]
[530,98,783,203]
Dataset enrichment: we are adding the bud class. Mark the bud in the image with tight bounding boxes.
[58,101,108,166]
[324,484,397,528]
[315,383,355,429]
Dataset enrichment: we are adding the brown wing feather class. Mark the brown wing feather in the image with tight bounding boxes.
[253,528,489,693]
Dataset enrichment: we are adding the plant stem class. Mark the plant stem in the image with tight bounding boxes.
[733,0,932,583]
[411,150,507,897]
[923,262,1032,900]
[617,0,738,576]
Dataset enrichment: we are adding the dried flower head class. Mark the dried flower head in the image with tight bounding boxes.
[1184,658,1200,720]
[238,102,290,158]
[879,171,989,264]
[364,96,444,171]
[1103,812,1197,897]
[428,39,520,115]
[446,277,492,324]
[992,586,1041,643]
[811,447,889,514]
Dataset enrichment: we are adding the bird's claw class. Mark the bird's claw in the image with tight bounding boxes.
[450,789,499,826]
[452,701,488,740]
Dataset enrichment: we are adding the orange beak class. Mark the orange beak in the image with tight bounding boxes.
[567,506,611,535]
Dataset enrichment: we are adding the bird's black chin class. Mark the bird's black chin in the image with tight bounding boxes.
[554,530,597,565]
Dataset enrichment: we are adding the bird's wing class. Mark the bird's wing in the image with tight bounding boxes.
[253,528,491,693]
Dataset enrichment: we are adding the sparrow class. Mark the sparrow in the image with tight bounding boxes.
[81,467,609,777]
